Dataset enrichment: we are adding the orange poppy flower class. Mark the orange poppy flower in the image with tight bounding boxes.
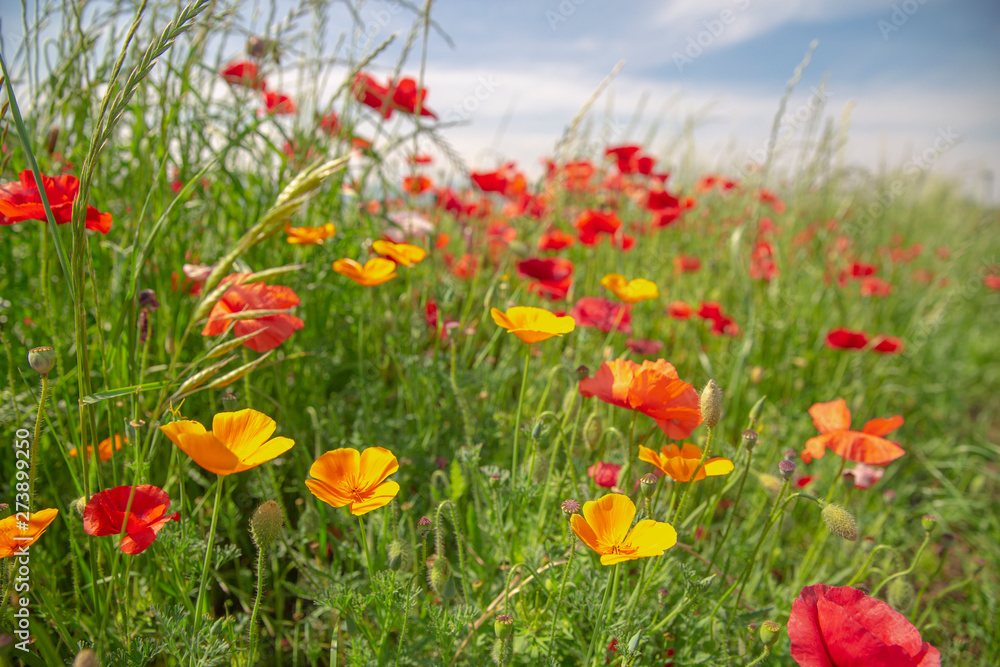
[159,409,295,476]
[306,447,400,516]
[600,273,659,303]
[579,359,702,439]
[801,399,905,465]
[285,222,336,245]
[69,434,127,462]
[332,257,398,286]
[402,175,433,195]
[0,508,59,558]
[638,443,734,482]
[490,306,576,344]
[570,494,677,565]
[371,240,427,267]
[201,275,304,353]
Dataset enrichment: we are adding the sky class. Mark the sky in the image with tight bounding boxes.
[2,0,999,199]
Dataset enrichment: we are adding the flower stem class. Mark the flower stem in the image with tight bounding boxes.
[708,443,753,571]
[29,374,49,512]
[247,545,267,663]
[190,475,225,664]
[508,346,531,561]
[672,426,715,526]
[872,532,932,597]
[545,542,576,662]
[584,563,619,667]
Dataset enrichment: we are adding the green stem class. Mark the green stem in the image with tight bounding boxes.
[247,545,267,663]
[671,426,715,526]
[708,444,753,571]
[357,514,376,585]
[29,374,49,512]
[190,476,225,664]
[871,532,932,598]
[508,346,531,561]
[846,544,895,587]
[584,563,619,667]
[545,542,576,662]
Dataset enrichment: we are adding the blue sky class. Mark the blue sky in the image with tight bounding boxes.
[2,0,998,198]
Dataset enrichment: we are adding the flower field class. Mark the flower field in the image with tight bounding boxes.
[0,1,998,666]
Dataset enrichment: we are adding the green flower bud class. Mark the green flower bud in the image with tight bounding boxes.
[387,539,407,571]
[428,555,452,598]
[28,346,57,376]
[700,379,723,428]
[888,578,914,611]
[921,514,937,533]
[741,429,758,450]
[820,502,858,541]
[583,412,603,450]
[250,500,284,550]
[748,395,766,423]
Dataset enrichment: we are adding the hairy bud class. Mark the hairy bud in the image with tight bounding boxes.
[820,502,858,541]
[700,379,723,428]
[250,500,284,550]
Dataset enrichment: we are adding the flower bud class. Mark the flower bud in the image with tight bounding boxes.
[887,578,914,610]
[921,514,937,533]
[759,620,781,647]
[560,499,580,516]
[250,500,284,550]
[530,420,543,441]
[45,126,60,155]
[428,555,452,598]
[494,613,513,639]
[28,346,57,376]
[746,622,759,636]
[640,473,657,498]
[699,379,723,428]
[783,448,798,459]
[247,35,266,58]
[756,472,782,494]
[582,412,603,449]
[748,394,766,423]
[387,539,407,571]
[820,502,858,541]
[417,516,433,537]
[741,429,758,450]
[138,288,160,310]
[778,459,796,480]
[749,366,764,385]
[73,649,98,667]
[73,496,88,516]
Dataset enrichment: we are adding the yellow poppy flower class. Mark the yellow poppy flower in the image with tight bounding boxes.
[570,494,676,565]
[0,508,59,558]
[159,409,295,476]
[490,306,576,344]
[305,447,400,516]
[600,273,659,303]
[285,222,336,245]
[332,257,398,286]
[371,240,427,267]
[638,443,734,482]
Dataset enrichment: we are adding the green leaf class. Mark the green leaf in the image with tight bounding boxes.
[80,381,170,405]
[449,459,466,503]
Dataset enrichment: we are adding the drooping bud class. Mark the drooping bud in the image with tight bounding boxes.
[820,502,858,541]
[759,620,781,647]
[494,613,513,639]
[428,555,452,598]
[560,499,580,516]
[778,459,796,480]
[640,473,657,498]
[699,380,723,428]
[741,429,758,450]
[387,539,407,571]
[250,500,284,550]
[531,420,543,441]
[28,346,57,376]
[582,412,603,449]
[73,649,98,667]
[73,496,88,516]
[887,578,915,610]
[783,448,798,459]
[138,289,160,310]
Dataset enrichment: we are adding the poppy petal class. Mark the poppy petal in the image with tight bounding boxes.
[349,480,400,515]
[305,478,353,508]
[175,431,244,475]
[809,399,852,434]
[309,448,362,484]
[212,409,277,459]
[862,415,904,437]
[357,447,400,490]
[581,494,635,548]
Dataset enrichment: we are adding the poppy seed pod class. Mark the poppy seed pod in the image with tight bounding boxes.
[250,500,284,550]
[428,556,452,598]
[640,473,657,498]
[387,539,409,571]
[741,429,758,450]
[820,502,858,541]
[28,346,57,375]
[921,514,937,533]
[700,379,723,428]
[560,499,581,516]
[759,620,781,647]
[778,459,796,480]
[494,613,513,639]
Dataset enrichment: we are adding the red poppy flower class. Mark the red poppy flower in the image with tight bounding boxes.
[860,276,892,297]
[579,358,702,439]
[320,111,342,135]
[788,584,940,667]
[410,153,433,164]
[666,301,693,320]
[673,255,701,274]
[871,335,905,354]
[538,228,576,251]
[403,175,432,195]
[425,300,459,339]
[352,72,393,117]
[749,240,779,281]
[984,274,1000,290]
[652,208,681,228]
[517,257,573,283]
[220,60,265,90]
[696,301,739,337]
[388,76,437,119]
[801,398,905,465]
[351,72,437,119]
[646,189,679,211]
[0,170,112,233]
[625,338,664,355]
[575,209,622,246]
[825,328,869,350]
[82,485,179,555]
[570,297,632,334]
[605,145,643,174]
[262,91,296,115]
[758,188,786,213]
[470,167,511,195]
[587,461,621,488]
[201,274,304,352]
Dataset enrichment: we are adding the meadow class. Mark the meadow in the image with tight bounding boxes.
[0,1,999,665]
